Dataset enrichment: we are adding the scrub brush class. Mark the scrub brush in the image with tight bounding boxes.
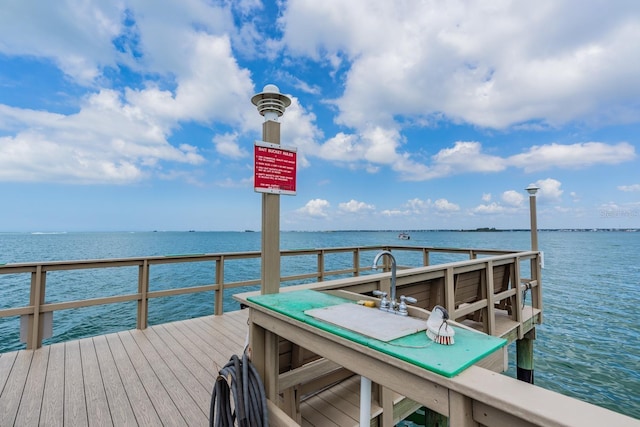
[426,305,455,345]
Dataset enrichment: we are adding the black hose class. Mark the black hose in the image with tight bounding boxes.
[209,351,269,427]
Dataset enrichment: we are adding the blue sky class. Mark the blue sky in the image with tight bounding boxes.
[1,0,639,232]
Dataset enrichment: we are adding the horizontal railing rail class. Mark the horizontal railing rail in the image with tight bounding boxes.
[0,245,525,350]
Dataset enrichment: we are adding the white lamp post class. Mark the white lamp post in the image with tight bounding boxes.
[525,183,539,252]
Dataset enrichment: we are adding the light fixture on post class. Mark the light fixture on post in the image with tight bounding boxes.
[251,84,291,122]
[251,84,291,298]
[525,184,539,252]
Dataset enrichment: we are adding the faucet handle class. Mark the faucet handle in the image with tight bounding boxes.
[372,290,390,311]
[397,295,417,316]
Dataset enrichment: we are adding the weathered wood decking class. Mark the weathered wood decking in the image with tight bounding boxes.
[1,310,379,427]
[0,306,541,427]
[1,311,249,426]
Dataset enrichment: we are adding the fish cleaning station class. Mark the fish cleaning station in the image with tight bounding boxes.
[229,85,558,426]
[223,85,633,426]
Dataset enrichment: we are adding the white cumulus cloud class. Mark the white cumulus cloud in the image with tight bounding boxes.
[502,190,525,208]
[509,142,635,172]
[339,199,374,213]
[297,199,331,217]
[618,184,640,192]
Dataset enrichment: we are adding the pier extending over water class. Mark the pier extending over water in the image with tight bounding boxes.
[1,245,638,426]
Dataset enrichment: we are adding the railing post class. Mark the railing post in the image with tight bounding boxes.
[444,267,455,315]
[353,249,360,277]
[214,256,224,315]
[317,250,325,281]
[26,265,46,349]
[484,261,496,335]
[137,260,149,329]
[531,253,543,322]
[423,249,430,266]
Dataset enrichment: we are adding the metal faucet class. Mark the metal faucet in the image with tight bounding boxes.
[373,251,397,312]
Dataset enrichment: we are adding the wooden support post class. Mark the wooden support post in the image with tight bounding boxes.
[353,249,360,277]
[449,390,477,427]
[137,260,149,329]
[260,114,282,414]
[261,119,281,295]
[214,257,224,315]
[317,251,325,281]
[517,330,536,384]
[27,265,46,349]
[381,387,394,427]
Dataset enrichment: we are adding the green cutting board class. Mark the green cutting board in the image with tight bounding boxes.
[247,289,506,377]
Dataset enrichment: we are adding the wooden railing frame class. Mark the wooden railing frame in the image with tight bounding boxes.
[0,245,529,349]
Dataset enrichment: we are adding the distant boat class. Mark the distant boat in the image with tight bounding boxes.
[398,232,410,240]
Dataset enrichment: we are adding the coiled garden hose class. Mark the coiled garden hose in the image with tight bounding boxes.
[209,352,269,427]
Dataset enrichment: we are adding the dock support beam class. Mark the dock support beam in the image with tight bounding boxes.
[517,330,535,384]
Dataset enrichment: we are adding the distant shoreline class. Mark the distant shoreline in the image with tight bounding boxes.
[1,228,638,234]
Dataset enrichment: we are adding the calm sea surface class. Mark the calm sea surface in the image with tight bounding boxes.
[1,230,638,419]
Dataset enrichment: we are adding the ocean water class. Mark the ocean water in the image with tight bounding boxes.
[0,230,638,419]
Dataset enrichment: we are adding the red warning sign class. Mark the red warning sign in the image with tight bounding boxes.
[254,141,297,195]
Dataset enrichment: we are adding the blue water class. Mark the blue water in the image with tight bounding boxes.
[1,230,639,419]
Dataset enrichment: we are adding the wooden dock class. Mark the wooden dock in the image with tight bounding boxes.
[2,248,637,426]
[1,311,249,426]
[0,310,381,427]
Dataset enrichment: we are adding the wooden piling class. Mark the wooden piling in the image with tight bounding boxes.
[516,331,535,384]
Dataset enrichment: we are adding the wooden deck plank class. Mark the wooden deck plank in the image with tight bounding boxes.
[188,313,246,348]
[40,342,65,426]
[322,375,361,407]
[0,350,18,396]
[92,335,137,426]
[304,390,359,427]
[0,310,450,427]
[143,326,212,414]
[185,318,246,362]
[104,332,161,427]
[301,403,340,427]
[129,328,208,426]
[206,311,249,341]
[165,319,237,371]
[0,350,33,427]
[151,324,216,390]
[117,330,186,425]
[79,338,112,427]
[160,322,221,371]
[64,340,88,426]
[14,346,49,426]
[191,315,247,349]
[311,377,363,426]
[322,376,361,409]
